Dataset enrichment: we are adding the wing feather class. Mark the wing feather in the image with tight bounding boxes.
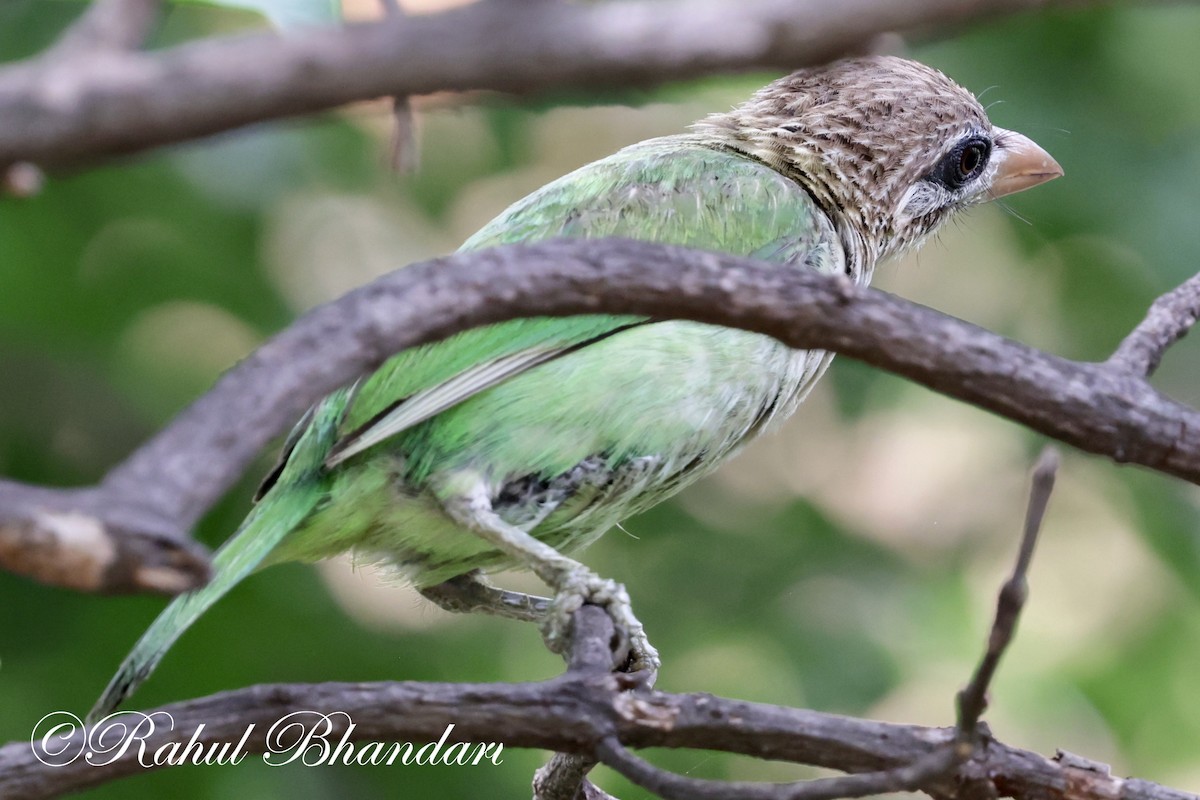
[286,135,841,479]
[326,322,645,466]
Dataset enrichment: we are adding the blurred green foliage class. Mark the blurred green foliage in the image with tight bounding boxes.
[3,2,1200,797]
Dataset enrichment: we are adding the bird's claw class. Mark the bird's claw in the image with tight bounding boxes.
[540,570,660,684]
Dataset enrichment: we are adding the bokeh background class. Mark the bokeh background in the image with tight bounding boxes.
[3,1,1200,797]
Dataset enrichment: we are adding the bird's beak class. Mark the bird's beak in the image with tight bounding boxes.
[988,129,1063,198]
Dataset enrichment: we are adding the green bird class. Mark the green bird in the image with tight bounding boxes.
[91,55,1061,719]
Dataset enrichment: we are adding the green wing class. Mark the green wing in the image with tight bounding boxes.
[320,134,842,474]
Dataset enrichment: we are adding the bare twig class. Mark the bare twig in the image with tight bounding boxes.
[379,0,420,174]
[2,240,1199,595]
[589,449,1062,800]
[956,447,1059,732]
[595,735,963,800]
[1107,272,1200,377]
[387,95,420,174]
[0,0,1128,170]
[420,574,550,621]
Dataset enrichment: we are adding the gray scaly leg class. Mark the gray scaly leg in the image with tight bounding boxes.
[441,482,659,679]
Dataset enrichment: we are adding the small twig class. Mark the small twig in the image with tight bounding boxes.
[594,448,1062,800]
[379,0,421,174]
[596,736,962,800]
[956,446,1059,733]
[387,96,421,174]
[1107,272,1200,377]
[421,573,550,621]
[47,0,162,56]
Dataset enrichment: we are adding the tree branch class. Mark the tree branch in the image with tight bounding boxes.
[2,238,1199,595]
[1,603,1186,800]
[0,483,209,595]
[1107,271,1200,377]
[0,0,1134,170]
[588,448,1061,800]
[956,447,1058,731]
[0,464,1183,800]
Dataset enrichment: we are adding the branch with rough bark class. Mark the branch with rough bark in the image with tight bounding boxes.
[0,0,1148,171]
[0,607,984,800]
[3,606,1191,800]
[3,238,1199,595]
[1,469,1182,800]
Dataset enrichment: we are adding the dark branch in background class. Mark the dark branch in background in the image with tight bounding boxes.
[0,0,1140,171]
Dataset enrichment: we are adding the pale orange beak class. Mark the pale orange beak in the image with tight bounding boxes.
[988,128,1063,198]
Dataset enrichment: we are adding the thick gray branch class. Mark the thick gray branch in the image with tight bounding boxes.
[99,239,1200,500]
[0,0,1125,169]
[0,661,1189,800]
[2,238,1200,594]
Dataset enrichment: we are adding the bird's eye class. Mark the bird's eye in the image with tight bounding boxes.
[929,136,992,191]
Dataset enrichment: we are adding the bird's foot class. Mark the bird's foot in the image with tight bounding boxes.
[438,482,658,682]
[541,567,659,683]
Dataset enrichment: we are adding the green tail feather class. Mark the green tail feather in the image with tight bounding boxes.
[88,483,322,722]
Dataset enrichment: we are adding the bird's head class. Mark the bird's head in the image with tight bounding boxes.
[695,55,1062,276]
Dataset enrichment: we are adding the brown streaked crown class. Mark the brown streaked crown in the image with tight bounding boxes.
[694,56,1061,279]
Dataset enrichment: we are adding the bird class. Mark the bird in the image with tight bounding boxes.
[90,55,1062,720]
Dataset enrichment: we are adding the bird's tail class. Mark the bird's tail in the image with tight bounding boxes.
[87,482,322,722]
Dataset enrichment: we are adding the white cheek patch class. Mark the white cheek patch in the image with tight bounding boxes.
[896,182,943,222]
